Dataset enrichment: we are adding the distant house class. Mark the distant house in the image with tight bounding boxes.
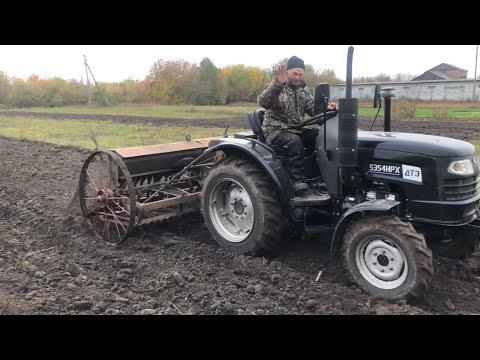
[411,63,468,81]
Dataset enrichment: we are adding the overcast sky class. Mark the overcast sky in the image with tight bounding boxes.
[0,45,478,82]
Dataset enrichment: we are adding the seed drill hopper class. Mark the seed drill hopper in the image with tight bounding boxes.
[78,138,223,244]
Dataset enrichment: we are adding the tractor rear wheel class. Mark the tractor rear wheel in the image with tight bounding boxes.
[201,157,286,255]
[342,215,434,300]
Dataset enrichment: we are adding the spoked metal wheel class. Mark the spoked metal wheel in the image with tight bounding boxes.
[79,150,136,245]
[208,178,255,243]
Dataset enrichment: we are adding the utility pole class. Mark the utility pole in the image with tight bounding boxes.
[83,55,92,106]
[82,55,109,106]
[473,45,478,107]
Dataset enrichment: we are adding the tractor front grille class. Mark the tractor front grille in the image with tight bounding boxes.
[443,176,479,201]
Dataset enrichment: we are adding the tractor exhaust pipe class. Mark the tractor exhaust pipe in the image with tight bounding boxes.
[382,87,395,132]
[338,46,359,187]
[346,47,353,99]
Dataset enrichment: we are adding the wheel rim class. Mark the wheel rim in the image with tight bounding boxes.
[208,178,254,243]
[79,151,136,245]
[355,235,408,290]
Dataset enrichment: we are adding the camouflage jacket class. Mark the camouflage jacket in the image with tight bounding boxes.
[257,78,315,143]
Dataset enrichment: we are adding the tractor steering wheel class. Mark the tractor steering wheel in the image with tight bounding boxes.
[301,110,338,127]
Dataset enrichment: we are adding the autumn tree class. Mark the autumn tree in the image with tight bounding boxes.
[316,69,342,85]
[354,73,392,83]
[6,74,44,107]
[222,65,267,103]
[0,71,9,106]
[393,73,418,82]
[144,59,197,104]
[7,78,31,107]
[38,77,75,107]
[354,73,418,83]
[118,79,145,103]
[195,58,224,105]
[101,79,148,105]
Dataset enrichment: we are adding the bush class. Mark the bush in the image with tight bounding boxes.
[393,101,416,119]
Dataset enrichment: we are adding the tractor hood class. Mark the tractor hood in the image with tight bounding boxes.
[357,131,476,158]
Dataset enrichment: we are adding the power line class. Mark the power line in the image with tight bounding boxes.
[83,55,92,105]
[82,55,109,106]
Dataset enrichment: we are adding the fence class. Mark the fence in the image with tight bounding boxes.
[330,79,480,102]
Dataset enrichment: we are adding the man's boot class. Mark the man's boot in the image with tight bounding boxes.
[293,181,309,195]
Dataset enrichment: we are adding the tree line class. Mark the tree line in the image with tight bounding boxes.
[0,57,415,108]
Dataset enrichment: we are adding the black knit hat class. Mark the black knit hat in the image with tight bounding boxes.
[286,56,305,70]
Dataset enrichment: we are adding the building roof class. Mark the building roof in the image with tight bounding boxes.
[411,63,468,81]
[428,70,454,80]
[429,63,468,72]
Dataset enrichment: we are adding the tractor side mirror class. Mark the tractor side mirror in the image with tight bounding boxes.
[314,83,330,115]
[373,84,381,108]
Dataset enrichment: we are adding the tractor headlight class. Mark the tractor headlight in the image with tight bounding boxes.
[448,159,474,176]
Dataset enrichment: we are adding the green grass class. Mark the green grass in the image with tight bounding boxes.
[359,107,480,119]
[4,104,260,119]
[448,109,480,119]
[6,103,480,120]
[1,105,479,155]
[0,116,248,149]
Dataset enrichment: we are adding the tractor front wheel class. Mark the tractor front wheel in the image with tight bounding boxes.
[342,215,434,300]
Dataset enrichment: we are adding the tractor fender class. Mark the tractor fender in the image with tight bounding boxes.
[200,139,292,199]
[330,199,401,252]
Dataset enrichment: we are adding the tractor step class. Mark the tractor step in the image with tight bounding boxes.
[290,192,331,206]
[304,224,334,234]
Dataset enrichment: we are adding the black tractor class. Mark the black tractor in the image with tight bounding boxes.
[199,46,480,300]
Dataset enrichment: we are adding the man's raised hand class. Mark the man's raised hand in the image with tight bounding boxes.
[276,64,287,85]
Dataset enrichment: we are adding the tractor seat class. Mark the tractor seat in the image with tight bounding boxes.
[247,109,266,143]
[247,109,288,157]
